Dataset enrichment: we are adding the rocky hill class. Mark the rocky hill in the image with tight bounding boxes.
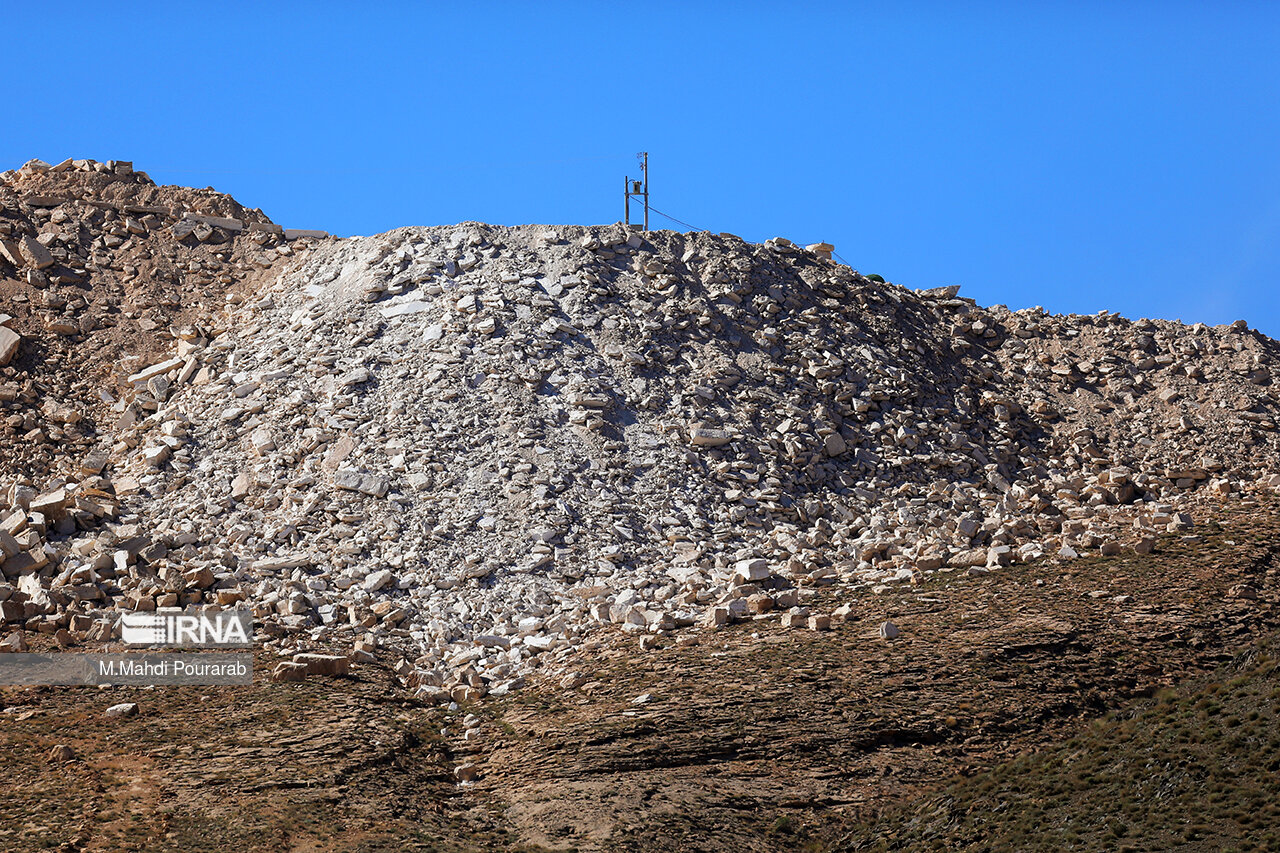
[3,158,1280,852]
[2,157,1279,700]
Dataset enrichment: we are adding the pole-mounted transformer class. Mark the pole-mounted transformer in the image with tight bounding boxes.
[624,152,649,231]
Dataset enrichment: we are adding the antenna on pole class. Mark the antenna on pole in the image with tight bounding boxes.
[624,152,649,231]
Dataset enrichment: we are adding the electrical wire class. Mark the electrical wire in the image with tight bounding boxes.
[644,202,860,271]
[643,204,704,232]
[642,200,857,270]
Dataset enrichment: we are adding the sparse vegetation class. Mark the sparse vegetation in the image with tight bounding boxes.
[846,646,1280,852]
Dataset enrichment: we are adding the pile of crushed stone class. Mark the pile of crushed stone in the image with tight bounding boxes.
[2,161,1279,700]
[114,222,1280,697]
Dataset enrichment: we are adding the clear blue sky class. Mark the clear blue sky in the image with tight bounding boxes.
[6,2,1279,336]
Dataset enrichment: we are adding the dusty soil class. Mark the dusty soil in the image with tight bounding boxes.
[1,497,1276,852]
[0,654,518,853]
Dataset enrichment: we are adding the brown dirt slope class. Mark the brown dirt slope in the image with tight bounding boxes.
[847,644,1280,851]
[474,497,1280,851]
[0,654,536,853]
[1,497,1276,852]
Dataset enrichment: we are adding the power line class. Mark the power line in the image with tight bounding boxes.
[645,204,703,232]
[644,204,858,270]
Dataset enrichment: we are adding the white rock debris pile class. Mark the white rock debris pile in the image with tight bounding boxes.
[6,215,1280,703]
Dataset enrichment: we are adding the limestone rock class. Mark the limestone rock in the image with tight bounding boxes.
[19,235,54,270]
[363,569,395,592]
[271,661,309,682]
[334,469,389,497]
[0,327,19,367]
[690,428,733,447]
[292,653,351,677]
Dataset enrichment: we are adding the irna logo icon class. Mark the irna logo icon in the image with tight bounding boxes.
[120,611,253,648]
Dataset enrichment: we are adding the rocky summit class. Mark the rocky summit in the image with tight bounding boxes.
[2,157,1280,704]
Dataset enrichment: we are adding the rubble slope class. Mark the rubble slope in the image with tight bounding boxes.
[2,160,1280,701]
[103,219,1280,697]
[0,157,291,483]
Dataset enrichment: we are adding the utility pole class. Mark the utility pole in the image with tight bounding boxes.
[624,152,649,230]
[642,151,648,231]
